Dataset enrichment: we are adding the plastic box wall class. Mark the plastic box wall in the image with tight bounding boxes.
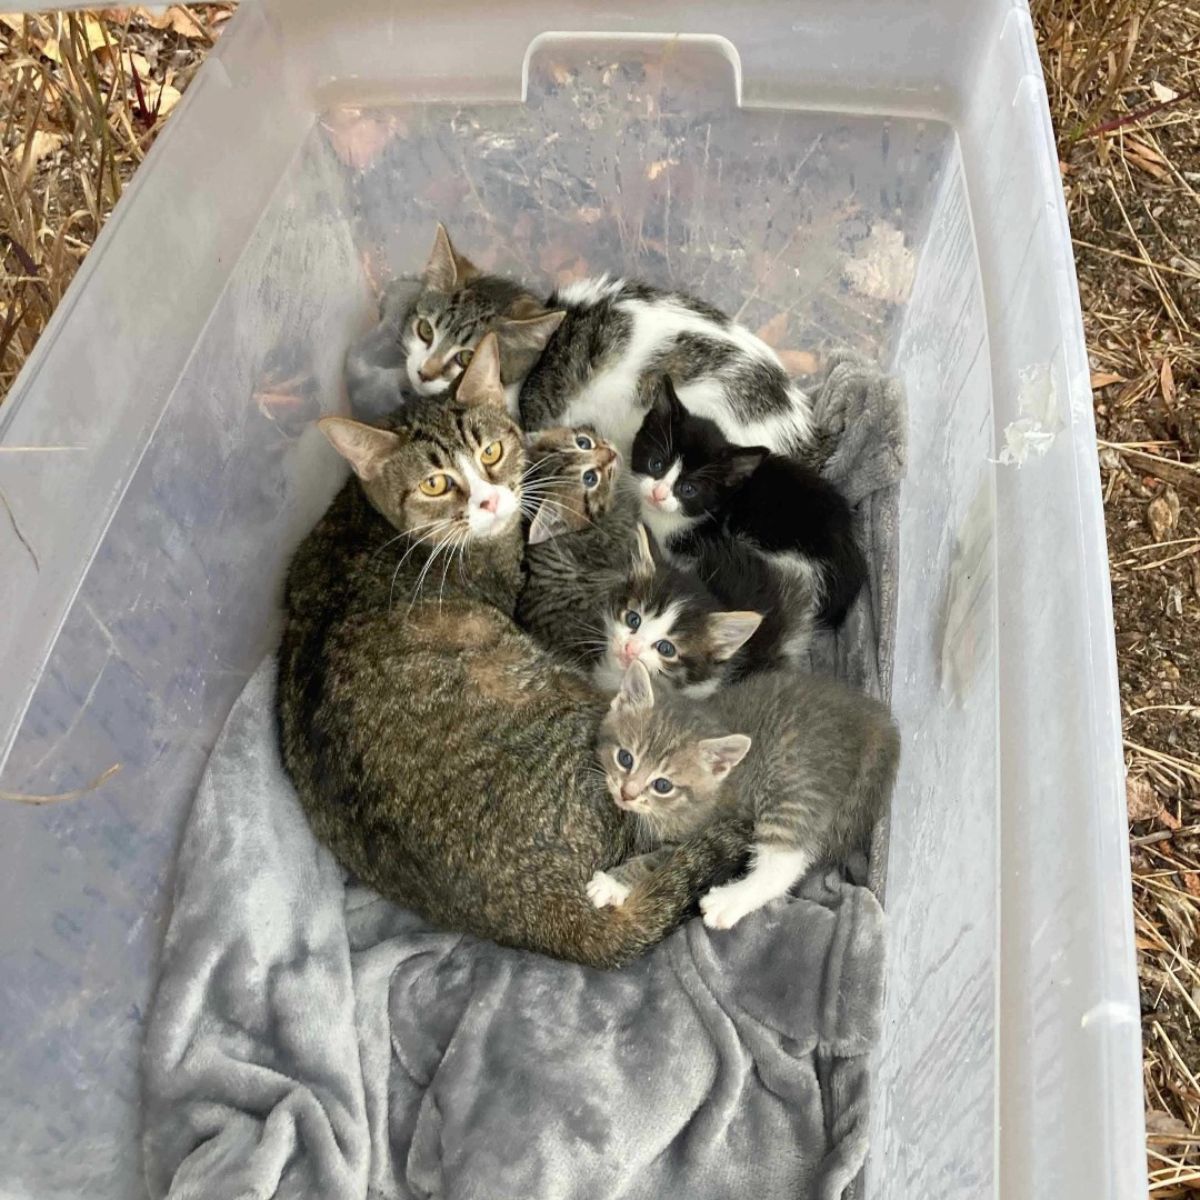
[0,3,1144,1198]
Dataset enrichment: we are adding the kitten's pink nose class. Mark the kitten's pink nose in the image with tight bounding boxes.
[618,640,641,667]
[479,492,500,514]
[651,482,670,503]
[620,786,638,805]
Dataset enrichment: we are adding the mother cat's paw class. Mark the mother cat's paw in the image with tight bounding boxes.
[586,871,630,909]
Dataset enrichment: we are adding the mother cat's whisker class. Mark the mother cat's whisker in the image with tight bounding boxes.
[389,521,454,610]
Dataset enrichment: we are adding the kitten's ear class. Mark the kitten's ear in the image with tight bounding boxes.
[722,447,768,486]
[423,223,478,291]
[632,523,656,576]
[708,611,763,661]
[455,333,506,410]
[319,416,406,481]
[495,309,565,352]
[528,501,585,544]
[697,734,752,779]
[612,661,655,713]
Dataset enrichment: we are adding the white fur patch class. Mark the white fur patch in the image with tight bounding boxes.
[700,845,811,930]
[557,275,625,308]
[557,295,814,456]
[457,453,517,537]
[586,870,631,909]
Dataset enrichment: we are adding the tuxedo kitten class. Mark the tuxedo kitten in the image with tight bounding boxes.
[516,428,640,667]
[587,662,899,930]
[400,224,563,413]
[519,276,815,459]
[593,525,762,698]
[630,376,867,628]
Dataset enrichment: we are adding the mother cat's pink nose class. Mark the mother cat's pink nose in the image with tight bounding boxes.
[479,493,500,514]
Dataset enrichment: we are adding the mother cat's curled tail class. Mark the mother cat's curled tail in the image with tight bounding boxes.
[276,335,749,967]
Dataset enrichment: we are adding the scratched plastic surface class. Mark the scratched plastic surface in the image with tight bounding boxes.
[0,3,1143,1198]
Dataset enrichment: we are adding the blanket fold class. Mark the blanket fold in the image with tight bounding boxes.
[143,354,905,1200]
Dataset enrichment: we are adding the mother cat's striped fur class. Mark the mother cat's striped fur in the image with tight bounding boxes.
[277,336,748,967]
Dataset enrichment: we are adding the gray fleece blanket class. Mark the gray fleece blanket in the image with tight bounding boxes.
[142,353,905,1200]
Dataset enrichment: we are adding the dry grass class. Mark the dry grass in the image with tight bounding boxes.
[1036,1,1200,1195]
[0,6,232,397]
[0,3,1197,1194]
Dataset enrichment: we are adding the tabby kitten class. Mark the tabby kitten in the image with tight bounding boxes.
[398,224,564,412]
[593,525,762,698]
[515,427,641,667]
[588,662,899,931]
[594,525,816,696]
[278,336,749,968]
[631,376,867,628]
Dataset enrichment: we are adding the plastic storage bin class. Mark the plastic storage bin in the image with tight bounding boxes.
[0,2,1145,1197]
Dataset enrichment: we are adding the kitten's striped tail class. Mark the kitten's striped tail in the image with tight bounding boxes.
[552,817,752,970]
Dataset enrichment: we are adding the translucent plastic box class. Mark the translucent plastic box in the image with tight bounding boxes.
[0,2,1145,1197]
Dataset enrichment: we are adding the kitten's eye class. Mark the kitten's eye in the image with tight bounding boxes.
[654,640,676,658]
[456,348,474,369]
[617,748,634,770]
[583,469,599,489]
[416,318,434,345]
[575,434,594,450]
[419,473,452,497]
[678,481,698,499]
[624,610,642,631]
[648,457,665,475]
[651,777,674,795]
[479,440,503,466]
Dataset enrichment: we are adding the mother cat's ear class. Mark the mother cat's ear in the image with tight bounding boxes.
[528,501,587,545]
[493,306,565,379]
[697,734,752,779]
[423,223,479,292]
[708,611,763,661]
[319,416,407,481]
[455,333,506,410]
[612,661,655,713]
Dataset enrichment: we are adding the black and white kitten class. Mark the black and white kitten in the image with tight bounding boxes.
[593,525,763,699]
[350,225,565,416]
[519,277,815,459]
[630,376,867,629]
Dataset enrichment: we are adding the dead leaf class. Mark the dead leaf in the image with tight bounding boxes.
[777,349,820,376]
[40,13,109,63]
[320,113,395,171]
[1160,358,1176,408]
[16,130,63,172]
[1160,806,1181,831]
[137,5,208,37]
[1125,135,1167,165]
[1184,873,1200,900]
[1126,774,1161,823]
[755,311,789,347]
[1151,81,1179,103]
[1125,150,1169,182]
[1148,492,1179,541]
[1145,1109,1192,1141]
[0,13,26,34]
[143,80,182,118]
[1090,371,1124,390]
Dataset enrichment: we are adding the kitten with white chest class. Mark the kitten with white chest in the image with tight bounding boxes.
[594,525,780,699]
[588,662,899,930]
[630,376,868,629]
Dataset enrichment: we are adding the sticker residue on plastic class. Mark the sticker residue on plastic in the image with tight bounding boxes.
[996,362,1062,466]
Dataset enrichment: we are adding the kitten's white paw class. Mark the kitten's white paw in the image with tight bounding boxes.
[699,882,762,930]
[587,871,631,909]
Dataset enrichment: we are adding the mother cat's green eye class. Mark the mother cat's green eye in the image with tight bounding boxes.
[416,318,434,344]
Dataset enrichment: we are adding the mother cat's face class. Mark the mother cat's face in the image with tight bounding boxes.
[321,333,524,542]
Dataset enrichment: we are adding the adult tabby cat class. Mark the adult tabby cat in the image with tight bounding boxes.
[277,336,749,968]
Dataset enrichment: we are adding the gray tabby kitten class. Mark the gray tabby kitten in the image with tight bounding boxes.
[278,336,748,968]
[345,224,564,419]
[589,662,899,931]
[515,426,643,666]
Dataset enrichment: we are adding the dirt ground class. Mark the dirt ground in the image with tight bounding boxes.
[1,3,1198,1194]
